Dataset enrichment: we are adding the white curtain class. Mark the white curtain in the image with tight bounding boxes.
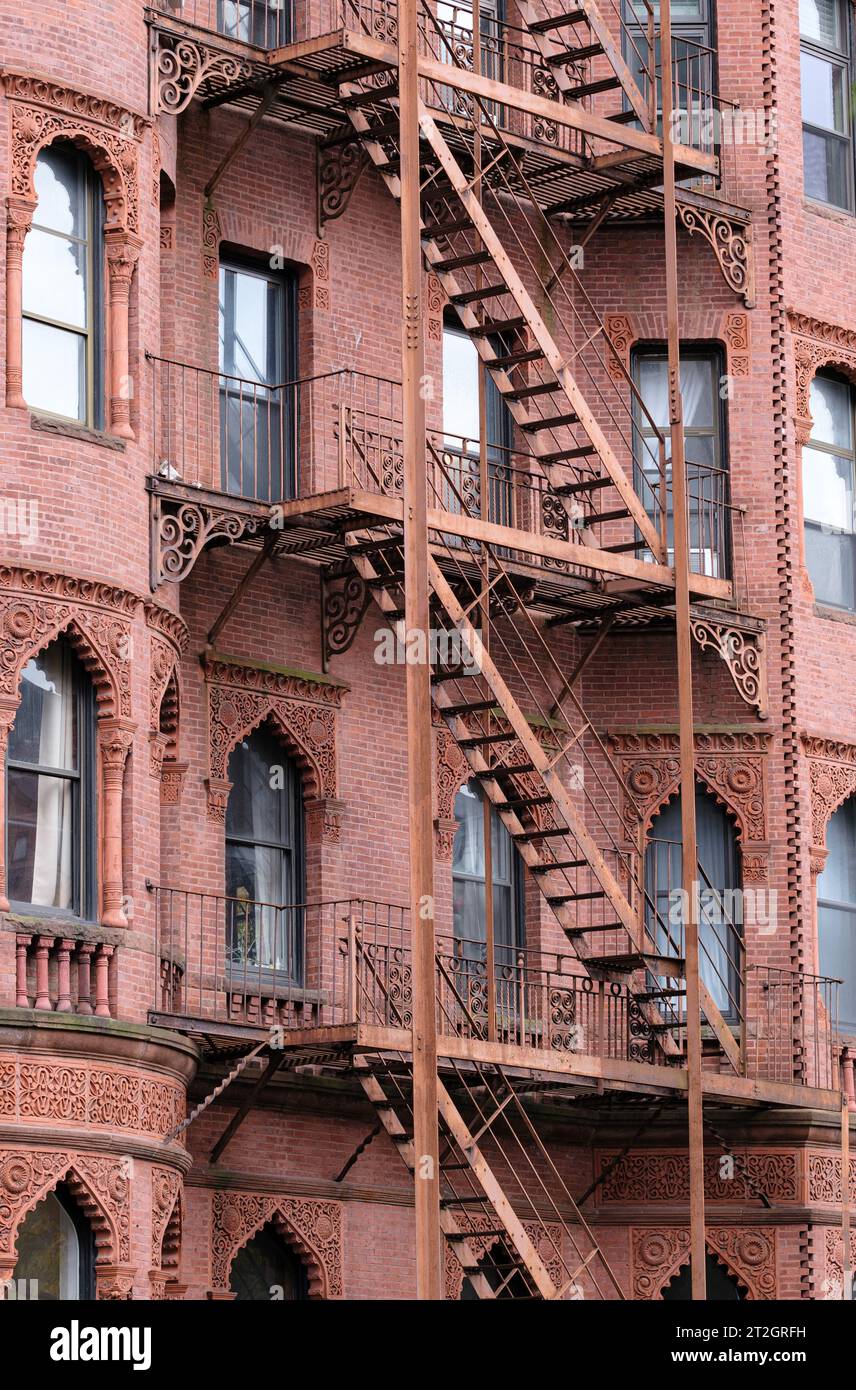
[29,647,75,909]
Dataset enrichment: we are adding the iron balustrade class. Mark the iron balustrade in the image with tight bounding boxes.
[746,964,841,1093]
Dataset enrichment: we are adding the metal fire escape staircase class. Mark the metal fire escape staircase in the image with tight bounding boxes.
[354,1051,625,1299]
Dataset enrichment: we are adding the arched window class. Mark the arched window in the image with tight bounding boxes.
[229,1222,308,1301]
[817,796,856,1030]
[6,638,96,917]
[225,728,304,979]
[14,1183,96,1301]
[452,779,523,964]
[662,1252,746,1301]
[22,142,104,426]
[803,371,856,610]
[645,788,742,1021]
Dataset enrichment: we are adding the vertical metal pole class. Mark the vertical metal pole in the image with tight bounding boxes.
[843,1095,852,1300]
[399,0,443,1300]
[660,0,707,1302]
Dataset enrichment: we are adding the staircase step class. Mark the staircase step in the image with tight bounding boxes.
[501,795,553,811]
[441,698,498,717]
[441,1194,490,1207]
[480,761,537,778]
[528,10,587,33]
[343,81,400,107]
[560,75,623,100]
[432,666,475,683]
[552,475,612,496]
[603,539,648,553]
[547,889,606,904]
[530,858,588,872]
[504,380,561,401]
[488,348,544,370]
[458,731,516,747]
[521,413,580,432]
[470,316,527,338]
[545,447,599,464]
[582,507,632,525]
[586,953,686,977]
[564,921,627,937]
[605,109,642,125]
[512,826,570,842]
[560,41,605,61]
[451,283,510,305]
[434,249,493,272]
[638,988,688,1001]
[445,1227,508,1241]
[425,216,474,239]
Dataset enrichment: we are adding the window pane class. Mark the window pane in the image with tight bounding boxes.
[8,768,74,909]
[33,146,88,238]
[802,444,853,526]
[805,521,856,606]
[226,734,289,844]
[819,798,856,902]
[219,266,282,384]
[225,842,293,967]
[22,319,86,420]
[23,228,88,329]
[810,375,852,447]
[801,51,848,132]
[803,127,851,207]
[452,782,484,876]
[443,330,481,445]
[800,0,843,47]
[680,359,714,427]
[818,903,856,1029]
[9,646,78,770]
[627,1,705,18]
[13,1192,80,1301]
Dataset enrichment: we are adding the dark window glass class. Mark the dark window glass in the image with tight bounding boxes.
[229,1223,308,1300]
[217,0,293,47]
[663,1253,746,1300]
[452,778,523,967]
[219,259,297,501]
[800,0,853,209]
[6,639,96,917]
[645,788,742,1022]
[225,729,304,976]
[817,795,856,1030]
[632,347,730,578]
[13,1184,96,1300]
[804,372,856,609]
[22,143,103,426]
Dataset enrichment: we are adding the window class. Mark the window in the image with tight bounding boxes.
[22,142,104,426]
[225,729,304,977]
[437,0,504,119]
[219,258,297,501]
[645,788,742,1022]
[817,796,856,1031]
[803,372,856,609]
[442,322,513,528]
[632,346,730,578]
[801,0,853,209]
[662,1253,745,1301]
[452,779,523,966]
[13,1185,96,1300]
[217,0,292,47]
[6,639,96,918]
[230,1223,308,1300]
[622,0,715,144]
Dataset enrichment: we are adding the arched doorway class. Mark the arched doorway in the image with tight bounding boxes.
[14,1182,96,1300]
[662,1252,746,1301]
[229,1221,309,1301]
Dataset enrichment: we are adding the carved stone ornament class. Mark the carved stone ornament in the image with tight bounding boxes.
[632,1226,775,1299]
[211,1191,343,1297]
[676,203,754,306]
[788,311,856,428]
[721,309,751,378]
[802,733,856,872]
[4,72,144,234]
[604,313,636,384]
[0,1149,133,1275]
[689,619,768,718]
[151,1167,182,1269]
[597,1149,799,1204]
[202,199,221,280]
[204,654,346,826]
[610,729,772,880]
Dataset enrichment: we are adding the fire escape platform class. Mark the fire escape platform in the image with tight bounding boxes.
[148,1014,842,1116]
[147,13,746,228]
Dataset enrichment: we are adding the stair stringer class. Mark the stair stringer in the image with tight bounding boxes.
[518,0,652,130]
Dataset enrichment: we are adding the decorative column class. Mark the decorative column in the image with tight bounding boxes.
[76,942,95,1015]
[98,720,135,927]
[94,944,113,1018]
[0,696,21,911]
[105,230,142,440]
[5,197,36,409]
[15,934,30,1007]
[56,939,75,1012]
[34,935,52,1010]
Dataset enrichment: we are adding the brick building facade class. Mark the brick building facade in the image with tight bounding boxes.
[0,0,854,1302]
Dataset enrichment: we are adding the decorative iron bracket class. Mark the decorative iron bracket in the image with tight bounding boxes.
[690,618,768,719]
[677,202,755,308]
[317,129,370,228]
[321,566,371,671]
[149,481,270,589]
[151,26,258,115]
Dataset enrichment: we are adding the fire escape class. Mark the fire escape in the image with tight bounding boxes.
[146,0,847,1300]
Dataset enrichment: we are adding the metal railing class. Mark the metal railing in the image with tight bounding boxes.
[746,964,841,1093]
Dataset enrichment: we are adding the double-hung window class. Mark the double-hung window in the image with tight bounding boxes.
[22,143,103,427]
[217,1,292,47]
[801,0,853,210]
[441,321,513,530]
[621,0,715,146]
[803,372,856,609]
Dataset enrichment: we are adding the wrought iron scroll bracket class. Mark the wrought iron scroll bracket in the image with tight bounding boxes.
[321,566,371,671]
[690,619,768,720]
[317,130,369,229]
[676,203,755,308]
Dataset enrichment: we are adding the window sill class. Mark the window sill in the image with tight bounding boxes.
[813,602,856,627]
[30,413,126,452]
[802,196,856,228]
